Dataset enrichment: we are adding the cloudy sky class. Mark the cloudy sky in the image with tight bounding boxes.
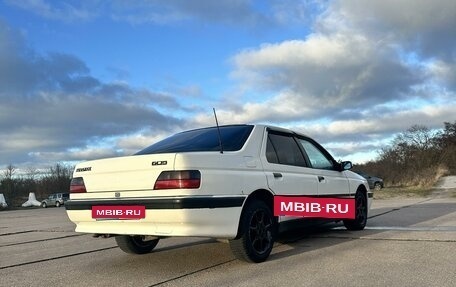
[0,0,455,170]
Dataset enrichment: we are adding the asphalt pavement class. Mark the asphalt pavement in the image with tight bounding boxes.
[1,190,455,287]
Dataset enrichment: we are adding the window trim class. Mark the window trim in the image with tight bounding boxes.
[296,136,338,171]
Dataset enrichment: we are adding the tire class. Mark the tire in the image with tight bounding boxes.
[229,200,275,263]
[374,182,382,191]
[56,201,61,207]
[41,202,47,208]
[115,235,160,254]
[343,190,367,231]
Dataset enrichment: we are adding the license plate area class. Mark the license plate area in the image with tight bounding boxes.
[92,205,146,219]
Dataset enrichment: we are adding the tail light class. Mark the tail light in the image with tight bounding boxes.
[154,170,201,190]
[70,177,87,193]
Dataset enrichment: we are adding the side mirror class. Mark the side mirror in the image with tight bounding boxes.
[340,161,353,171]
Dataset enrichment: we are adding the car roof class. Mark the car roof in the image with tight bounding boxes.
[172,124,311,139]
[255,124,311,138]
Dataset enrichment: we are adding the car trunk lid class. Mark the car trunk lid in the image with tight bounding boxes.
[73,154,176,192]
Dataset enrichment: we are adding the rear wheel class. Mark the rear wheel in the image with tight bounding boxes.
[343,190,367,230]
[229,200,275,263]
[115,235,160,254]
[55,201,61,207]
[374,182,382,190]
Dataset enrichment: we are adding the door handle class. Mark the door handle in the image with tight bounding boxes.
[318,176,325,182]
[273,173,283,178]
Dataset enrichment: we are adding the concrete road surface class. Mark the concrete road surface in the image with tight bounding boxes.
[1,192,455,287]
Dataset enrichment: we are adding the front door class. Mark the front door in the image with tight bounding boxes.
[297,138,350,197]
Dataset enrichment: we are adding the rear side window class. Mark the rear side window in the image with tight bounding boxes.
[267,133,307,167]
[266,137,279,164]
[136,125,254,154]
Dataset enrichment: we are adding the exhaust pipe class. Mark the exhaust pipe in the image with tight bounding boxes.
[92,234,113,238]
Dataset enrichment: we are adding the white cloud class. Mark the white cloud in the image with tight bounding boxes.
[30,148,121,163]
[295,103,456,143]
[317,0,456,88]
[115,132,174,155]
[233,34,372,70]
[191,90,315,127]
[231,33,422,120]
[5,0,94,22]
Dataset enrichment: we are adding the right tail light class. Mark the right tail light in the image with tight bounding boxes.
[154,170,201,190]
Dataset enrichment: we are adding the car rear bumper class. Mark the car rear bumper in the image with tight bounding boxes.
[65,196,245,239]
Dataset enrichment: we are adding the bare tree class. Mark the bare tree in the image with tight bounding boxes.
[395,125,434,150]
[1,164,16,201]
[40,163,74,194]
[26,166,40,181]
[358,122,452,187]
[3,164,16,180]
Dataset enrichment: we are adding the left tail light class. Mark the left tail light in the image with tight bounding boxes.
[154,170,201,190]
[70,177,87,193]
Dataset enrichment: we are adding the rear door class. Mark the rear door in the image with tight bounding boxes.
[49,194,56,205]
[262,130,318,196]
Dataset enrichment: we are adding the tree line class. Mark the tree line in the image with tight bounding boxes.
[356,121,456,187]
[0,163,73,207]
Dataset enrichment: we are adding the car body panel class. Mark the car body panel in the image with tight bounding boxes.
[73,154,177,193]
[66,196,243,237]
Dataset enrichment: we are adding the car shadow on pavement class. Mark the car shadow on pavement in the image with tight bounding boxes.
[153,238,218,253]
[268,200,456,262]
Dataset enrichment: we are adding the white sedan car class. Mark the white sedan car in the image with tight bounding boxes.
[66,124,371,263]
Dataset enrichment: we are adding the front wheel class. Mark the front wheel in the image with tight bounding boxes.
[229,201,275,263]
[374,182,382,190]
[115,235,160,254]
[343,190,367,230]
[41,202,47,208]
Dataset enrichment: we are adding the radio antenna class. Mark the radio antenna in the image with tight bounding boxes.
[213,108,223,154]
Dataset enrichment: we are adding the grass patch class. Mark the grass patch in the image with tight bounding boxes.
[450,190,456,198]
[374,186,434,199]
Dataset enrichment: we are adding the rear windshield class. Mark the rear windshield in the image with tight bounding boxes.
[135,125,254,155]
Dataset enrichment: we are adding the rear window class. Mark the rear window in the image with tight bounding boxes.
[135,125,254,155]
